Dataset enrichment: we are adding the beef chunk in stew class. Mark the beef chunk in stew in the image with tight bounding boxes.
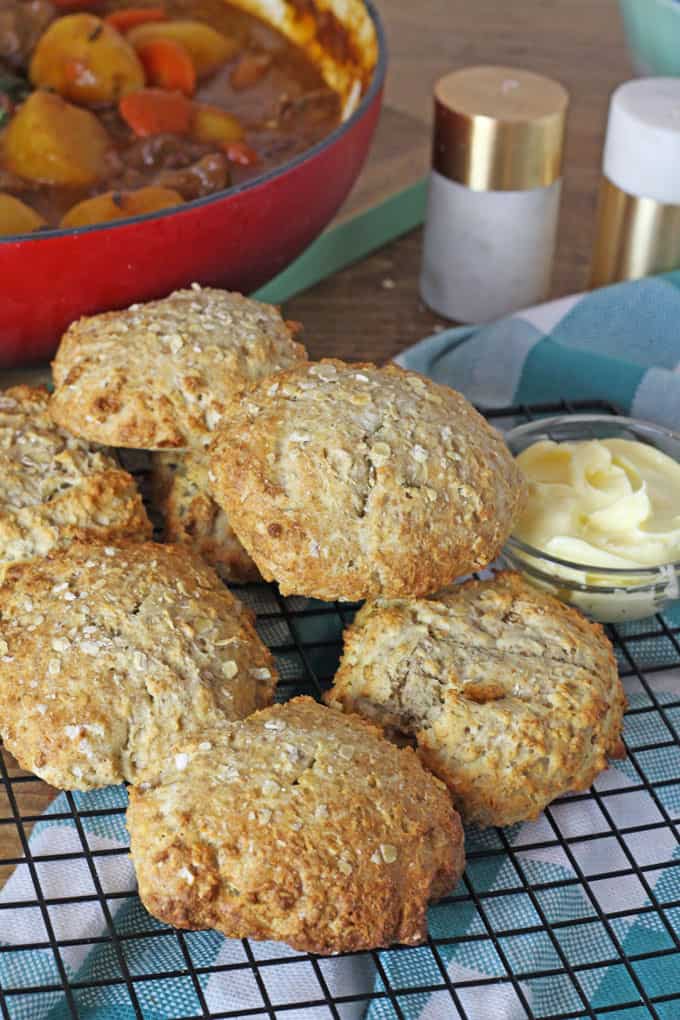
[155,150,229,199]
[0,0,346,230]
[0,0,53,70]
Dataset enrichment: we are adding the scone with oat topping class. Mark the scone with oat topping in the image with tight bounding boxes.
[49,285,305,579]
[0,385,150,577]
[209,359,526,601]
[49,285,307,450]
[326,571,626,828]
[150,448,258,582]
[127,696,465,954]
[0,541,276,790]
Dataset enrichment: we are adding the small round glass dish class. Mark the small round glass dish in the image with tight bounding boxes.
[502,414,680,624]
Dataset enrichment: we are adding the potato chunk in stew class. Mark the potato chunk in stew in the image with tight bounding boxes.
[4,89,111,184]
[0,0,345,230]
[191,103,242,144]
[127,20,235,78]
[30,13,144,105]
[0,192,46,233]
[60,184,182,226]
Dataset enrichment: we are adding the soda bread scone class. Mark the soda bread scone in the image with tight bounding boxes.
[326,572,625,828]
[0,542,276,790]
[49,286,307,450]
[127,697,464,954]
[209,360,526,601]
[0,385,150,576]
[150,449,258,582]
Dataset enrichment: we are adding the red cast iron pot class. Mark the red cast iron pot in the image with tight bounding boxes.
[0,0,386,366]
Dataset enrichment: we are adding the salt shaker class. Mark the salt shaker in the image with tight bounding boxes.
[590,78,680,288]
[419,66,569,323]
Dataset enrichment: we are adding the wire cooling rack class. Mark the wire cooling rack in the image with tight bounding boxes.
[0,398,679,1020]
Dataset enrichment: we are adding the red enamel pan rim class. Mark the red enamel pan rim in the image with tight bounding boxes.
[0,0,387,245]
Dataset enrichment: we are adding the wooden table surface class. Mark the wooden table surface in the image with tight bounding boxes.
[0,0,633,862]
[288,0,632,364]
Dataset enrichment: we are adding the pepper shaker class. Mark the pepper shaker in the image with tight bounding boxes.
[590,77,680,288]
[419,66,569,323]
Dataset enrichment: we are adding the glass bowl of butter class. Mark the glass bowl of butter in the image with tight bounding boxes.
[503,414,680,623]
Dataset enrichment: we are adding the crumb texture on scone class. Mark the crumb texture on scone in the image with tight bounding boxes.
[209,360,526,601]
[151,449,259,582]
[326,572,626,828]
[0,385,150,573]
[50,286,307,450]
[0,542,276,790]
[127,697,464,954]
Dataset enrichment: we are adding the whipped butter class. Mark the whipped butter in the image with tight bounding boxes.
[515,438,680,569]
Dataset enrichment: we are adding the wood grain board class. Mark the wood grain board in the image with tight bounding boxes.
[0,0,634,862]
[289,0,633,366]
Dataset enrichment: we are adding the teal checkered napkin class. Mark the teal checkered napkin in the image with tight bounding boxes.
[396,270,680,430]
[0,783,376,1020]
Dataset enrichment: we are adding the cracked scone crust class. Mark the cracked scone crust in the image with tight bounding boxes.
[151,449,258,582]
[128,697,464,954]
[0,385,150,574]
[326,572,626,828]
[50,286,307,449]
[0,542,276,790]
[209,360,526,601]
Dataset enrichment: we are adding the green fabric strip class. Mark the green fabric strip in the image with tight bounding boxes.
[253,178,428,305]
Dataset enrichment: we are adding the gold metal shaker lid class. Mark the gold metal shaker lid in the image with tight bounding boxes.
[433,66,569,191]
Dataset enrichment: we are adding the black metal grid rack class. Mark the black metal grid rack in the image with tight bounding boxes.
[0,398,679,1020]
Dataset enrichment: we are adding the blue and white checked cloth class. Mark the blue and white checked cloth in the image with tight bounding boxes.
[396,271,680,430]
[3,272,680,1019]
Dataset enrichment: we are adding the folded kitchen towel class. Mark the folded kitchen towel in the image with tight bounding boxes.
[396,270,680,431]
[3,271,680,1020]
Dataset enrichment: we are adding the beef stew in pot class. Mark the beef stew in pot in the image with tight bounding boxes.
[0,0,344,231]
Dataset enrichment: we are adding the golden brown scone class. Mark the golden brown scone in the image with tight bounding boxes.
[209,359,526,601]
[50,286,307,449]
[0,542,276,790]
[150,448,258,582]
[326,572,626,828]
[0,385,150,576]
[128,697,464,954]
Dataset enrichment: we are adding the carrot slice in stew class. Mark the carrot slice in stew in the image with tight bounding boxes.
[105,7,167,33]
[138,38,196,96]
[224,140,260,166]
[119,87,193,136]
[128,21,236,78]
